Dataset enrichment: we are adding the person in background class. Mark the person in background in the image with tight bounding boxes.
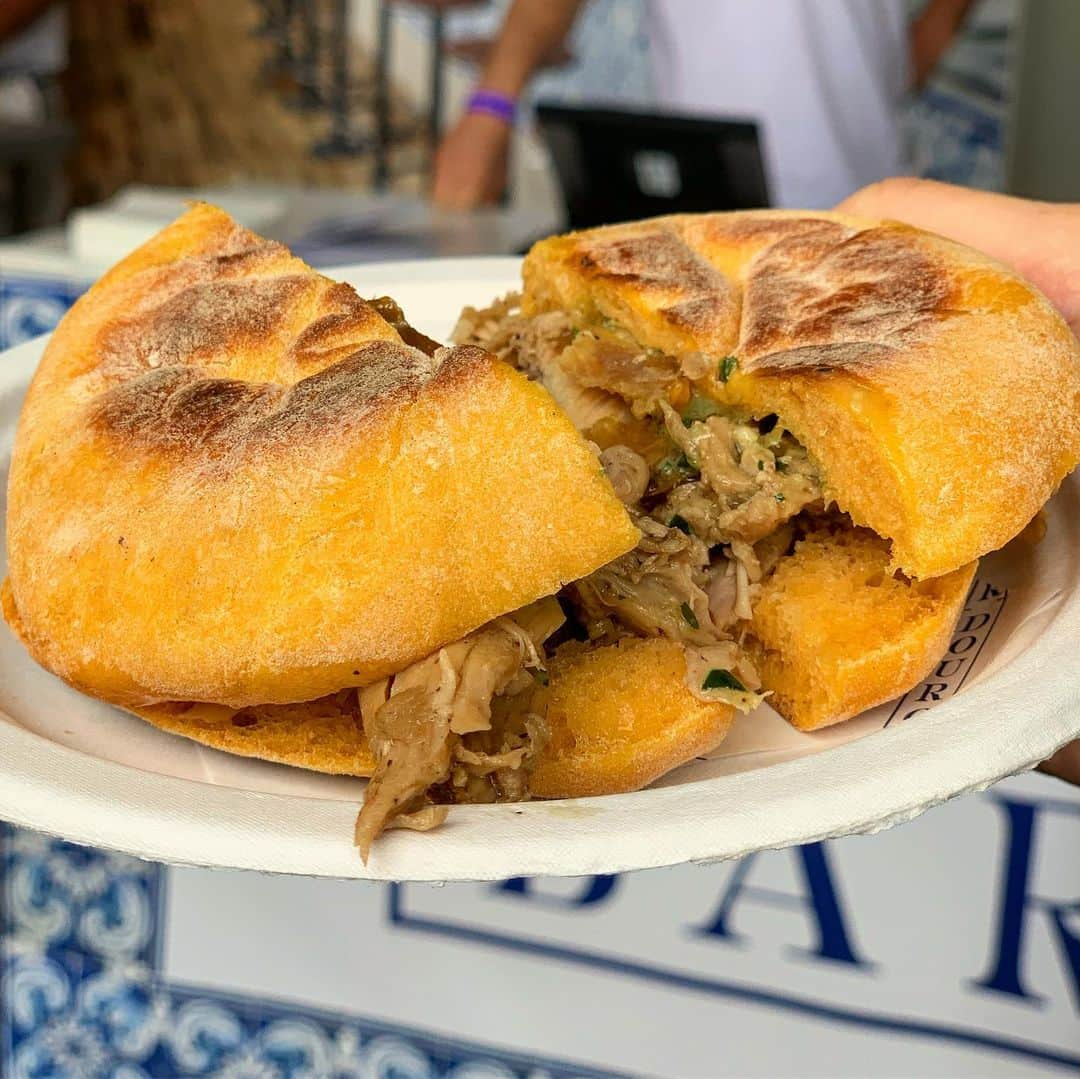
[433,0,977,211]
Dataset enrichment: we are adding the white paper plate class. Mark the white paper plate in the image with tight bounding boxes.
[1,257,1078,882]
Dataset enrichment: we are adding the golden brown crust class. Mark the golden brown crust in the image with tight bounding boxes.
[736,221,949,371]
[523,224,741,362]
[4,204,639,709]
[131,695,378,777]
[530,637,736,798]
[88,337,481,458]
[524,210,1080,579]
[745,525,977,731]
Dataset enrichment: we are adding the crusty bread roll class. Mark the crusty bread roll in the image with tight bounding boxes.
[745,524,977,731]
[456,209,1079,736]
[523,211,1080,579]
[3,204,638,710]
[532,637,735,797]
[3,204,739,852]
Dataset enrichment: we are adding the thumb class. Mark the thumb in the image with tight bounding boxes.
[837,178,1080,336]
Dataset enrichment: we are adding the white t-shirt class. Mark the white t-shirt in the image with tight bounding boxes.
[645,0,911,208]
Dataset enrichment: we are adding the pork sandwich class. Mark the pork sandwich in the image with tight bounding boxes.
[454,211,1080,733]
[5,206,1078,859]
[3,205,750,858]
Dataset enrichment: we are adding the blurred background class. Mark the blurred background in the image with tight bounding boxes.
[1,2,1078,1076]
[3,0,1078,277]
[3,0,1079,345]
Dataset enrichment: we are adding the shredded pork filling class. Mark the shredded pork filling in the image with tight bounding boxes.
[454,292,827,707]
[353,597,562,859]
[349,290,829,854]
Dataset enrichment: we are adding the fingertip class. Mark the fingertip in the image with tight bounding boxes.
[1038,740,1080,787]
[835,176,941,217]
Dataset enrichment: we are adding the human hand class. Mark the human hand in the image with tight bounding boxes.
[836,177,1080,336]
[838,178,1080,786]
[1039,741,1080,785]
[909,0,979,90]
[432,111,512,210]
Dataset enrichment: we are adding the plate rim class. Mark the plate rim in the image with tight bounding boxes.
[1,257,1078,882]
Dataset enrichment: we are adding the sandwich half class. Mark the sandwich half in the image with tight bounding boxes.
[2,205,744,857]
[454,210,1080,734]
[7,206,1077,858]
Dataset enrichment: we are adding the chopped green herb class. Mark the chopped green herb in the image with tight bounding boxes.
[681,394,725,426]
[680,602,700,629]
[669,514,691,534]
[718,355,738,382]
[702,668,747,692]
[757,459,765,471]
[531,668,550,686]
[774,492,786,503]
[655,453,699,483]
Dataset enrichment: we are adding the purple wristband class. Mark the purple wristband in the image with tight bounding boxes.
[467,89,517,125]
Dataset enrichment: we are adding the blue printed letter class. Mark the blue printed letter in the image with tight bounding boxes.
[972,794,1080,1009]
[693,843,871,967]
[495,875,619,907]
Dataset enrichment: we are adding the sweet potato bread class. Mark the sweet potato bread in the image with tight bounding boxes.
[4,205,740,852]
[745,524,977,731]
[523,211,1080,579]
[7,202,1073,855]
[530,637,736,798]
[3,204,638,710]
[454,208,1079,734]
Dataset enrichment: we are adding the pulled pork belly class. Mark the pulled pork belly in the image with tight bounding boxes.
[454,292,827,709]
[455,297,650,432]
[453,293,821,551]
[656,400,820,544]
[567,510,765,709]
[556,321,683,417]
[572,514,720,646]
[354,597,563,860]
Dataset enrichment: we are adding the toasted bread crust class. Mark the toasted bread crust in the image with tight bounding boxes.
[745,525,977,730]
[132,695,378,776]
[4,205,638,708]
[530,638,736,798]
[524,211,1080,579]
